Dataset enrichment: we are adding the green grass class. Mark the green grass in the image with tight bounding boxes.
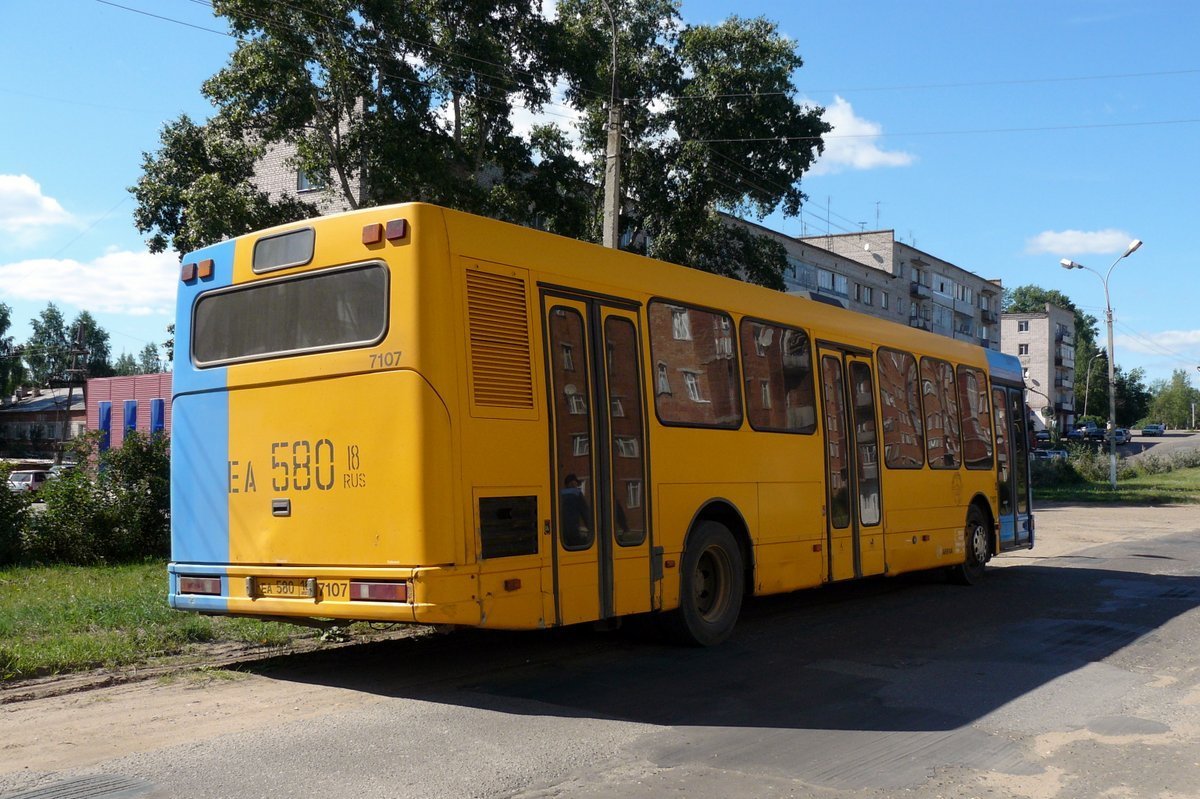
[1034,465,1200,504]
[0,562,316,681]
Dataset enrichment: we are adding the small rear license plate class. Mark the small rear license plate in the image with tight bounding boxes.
[254,578,350,600]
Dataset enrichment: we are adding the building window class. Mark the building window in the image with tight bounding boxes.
[671,308,691,340]
[1019,344,1029,355]
[611,397,625,417]
[1018,320,1029,332]
[683,372,703,402]
[656,362,671,395]
[626,480,642,508]
[297,169,326,192]
[615,436,640,458]
[566,390,587,415]
[760,380,772,409]
[572,434,589,456]
[561,343,575,371]
[880,291,889,310]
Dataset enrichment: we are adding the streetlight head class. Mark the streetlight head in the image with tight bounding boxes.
[1123,239,1143,258]
[1060,258,1079,270]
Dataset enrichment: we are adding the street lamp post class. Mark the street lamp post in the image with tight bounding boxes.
[1081,351,1104,420]
[1061,238,1143,489]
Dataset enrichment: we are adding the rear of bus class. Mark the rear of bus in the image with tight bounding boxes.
[169,204,475,625]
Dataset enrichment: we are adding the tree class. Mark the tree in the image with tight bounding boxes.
[1003,285,1098,354]
[133,2,828,284]
[0,303,23,395]
[1114,366,1151,427]
[1149,369,1200,429]
[23,304,70,386]
[71,311,113,378]
[557,3,830,286]
[113,353,139,376]
[138,343,163,374]
[132,114,317,255]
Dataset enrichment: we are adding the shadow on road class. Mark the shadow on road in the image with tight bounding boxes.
[242,531,1200,735]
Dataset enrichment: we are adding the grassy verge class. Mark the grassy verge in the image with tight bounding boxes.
[0,561,317,681]
[1034,465,1200,504]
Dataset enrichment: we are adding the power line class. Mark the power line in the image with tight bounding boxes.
[682,117,1200,144]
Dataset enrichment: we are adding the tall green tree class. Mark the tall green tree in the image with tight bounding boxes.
[132,114,317,255]
[23,304,70,386]
[138,343,163,374]
[71,311,113,378]
[1149,369,1200,428]
[1114,366,1151,427]
[113,353,139,377]
[1003,285,1098,354]
[0,303,23,394]
[557,3,830,286]
[132,1,828,284]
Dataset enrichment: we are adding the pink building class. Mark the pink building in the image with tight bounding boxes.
[86,373,173,450]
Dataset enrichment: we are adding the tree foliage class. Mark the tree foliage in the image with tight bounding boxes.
[1148,369,1200,428]
[0,303,23,395]
[21,304,113,385]
[131,1,827,285]
[1003,285,1098,353]
[132,115,317,255]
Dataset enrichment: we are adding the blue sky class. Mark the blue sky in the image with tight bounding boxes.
[2,0,1199,388]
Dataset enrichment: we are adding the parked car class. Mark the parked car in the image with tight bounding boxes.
[1109,428,1130,445]
[6,469,50,493]
[1031,449,1069,461]
[1142,423,1166,436]
[1068,421,1105,442]
[47,463,76,479]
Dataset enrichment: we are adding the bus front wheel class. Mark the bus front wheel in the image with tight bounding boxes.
[666,520,744,646]
[949,505,989,585]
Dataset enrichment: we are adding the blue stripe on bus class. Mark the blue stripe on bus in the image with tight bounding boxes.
[171,238,236,571]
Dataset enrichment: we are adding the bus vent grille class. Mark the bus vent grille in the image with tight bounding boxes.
[466,269,534,409]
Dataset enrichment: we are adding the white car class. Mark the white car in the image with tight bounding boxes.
[6,469,49,493]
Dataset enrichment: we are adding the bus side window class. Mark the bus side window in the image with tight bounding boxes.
[958,366,994,469]
[877,348,924,468]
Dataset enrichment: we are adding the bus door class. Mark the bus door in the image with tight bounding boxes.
[992,385,1033,550]
[817,347,886,582]
[543,294,653,626]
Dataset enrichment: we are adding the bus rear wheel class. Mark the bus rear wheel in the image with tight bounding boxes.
[949,505,989,585]
[666,520,744,646]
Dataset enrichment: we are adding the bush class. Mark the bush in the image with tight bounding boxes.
[0,464,32,566]
[17,431,170,565]
[1029,457,1083,487]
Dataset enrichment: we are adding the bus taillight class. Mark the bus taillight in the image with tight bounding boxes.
[349,581,409,602]
[179,576,222,595]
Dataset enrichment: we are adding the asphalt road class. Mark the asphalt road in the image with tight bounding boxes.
[2,504,1199,799]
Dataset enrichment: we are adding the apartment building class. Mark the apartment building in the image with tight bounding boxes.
[1000,303,1076,433]
[798,231,1002,351]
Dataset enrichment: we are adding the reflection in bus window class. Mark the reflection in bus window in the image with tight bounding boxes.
[649,301,742,428]
[549,307,595,549]
[821,356,851,529]
[849,361,881,526]
[877,349,924,468]
[958,366,993,469]
[604,317,647,547]
[993,387,1012,516]
[921,357,962,469]
[738,321,816,433]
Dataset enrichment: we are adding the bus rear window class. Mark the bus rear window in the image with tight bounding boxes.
[192,263,388,366]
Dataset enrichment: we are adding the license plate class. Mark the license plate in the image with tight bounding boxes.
[254,578,350,600]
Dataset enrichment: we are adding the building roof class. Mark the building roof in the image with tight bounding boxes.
[0,388,86,415]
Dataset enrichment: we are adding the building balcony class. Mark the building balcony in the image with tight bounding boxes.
[910,282,931,299]
[981,309,999,324]
[1055,400,1075,413]
[909,318,931,331]
[1056,330,1075,343]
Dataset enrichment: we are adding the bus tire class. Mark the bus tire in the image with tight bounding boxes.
[666,520,744,646]
[949,505,989,585]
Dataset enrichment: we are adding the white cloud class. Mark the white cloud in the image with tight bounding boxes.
[0,174,73,235]
[1025,228,1134,256]
[1115,329,1200,357]
[809,96,916,176]
[0,249,179,316]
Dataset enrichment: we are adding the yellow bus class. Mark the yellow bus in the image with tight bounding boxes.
[169,203,1033,645]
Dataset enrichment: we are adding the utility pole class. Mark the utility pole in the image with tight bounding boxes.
[601,1,621,249]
